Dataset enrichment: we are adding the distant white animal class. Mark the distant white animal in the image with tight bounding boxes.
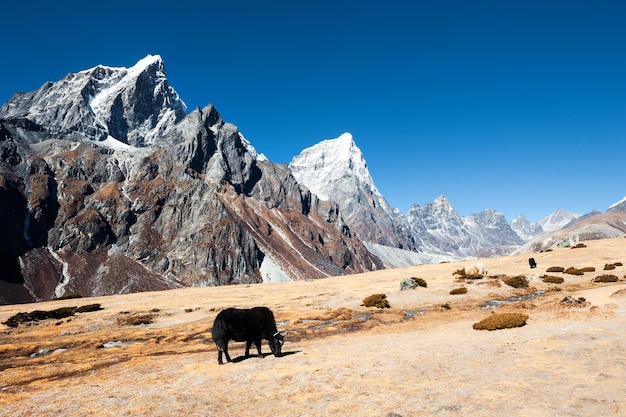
[464,263,487,276]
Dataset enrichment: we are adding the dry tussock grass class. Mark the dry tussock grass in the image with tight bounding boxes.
[1,237,626,416]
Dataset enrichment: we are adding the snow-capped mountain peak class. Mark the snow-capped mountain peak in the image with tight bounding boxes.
[86,54,187,146]
[290,132,415,249]
[510,214,544,241]
[0,55,187,147]
[538,209,582,232]
[290,132,381,203]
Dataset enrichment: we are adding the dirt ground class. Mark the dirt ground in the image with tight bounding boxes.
[1,238,626,416]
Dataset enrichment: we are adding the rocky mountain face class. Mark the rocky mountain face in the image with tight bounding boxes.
[607,196,626,213]
[537,209,582,232]
[291,136,525,259]
[510,215,544,241]
[405,197,523,258]
[513,210,626,253]
[0,56,381,305]
[290,133,416,251]
[1,55,187,147]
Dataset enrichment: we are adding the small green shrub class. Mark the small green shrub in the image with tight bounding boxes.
[594,274,618,283]
[542,276,564,284]
[604,264,616,270]
[546,266,565,273]
[441,303,451,310]
[564,267,584,276]
[503,275,529,288]
[361,294,390,309]
[473,313,529,331]
[580,267,596,272]
[450,287,468,295]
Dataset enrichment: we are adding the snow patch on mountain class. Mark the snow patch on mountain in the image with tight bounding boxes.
[538,209,581,232]
[608,196,626,212]
[86,54,187,145]
[363,242,459,268]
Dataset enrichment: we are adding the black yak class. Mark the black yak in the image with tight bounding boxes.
[211,307,284,365]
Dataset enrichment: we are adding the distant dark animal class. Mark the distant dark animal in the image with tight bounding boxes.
[211,307,284,365]
[529,258,537,269]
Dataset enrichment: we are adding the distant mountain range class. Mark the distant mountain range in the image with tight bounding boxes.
[289,133,624,261]
[1,55,624,305]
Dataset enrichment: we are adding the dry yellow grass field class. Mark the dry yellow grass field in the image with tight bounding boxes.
[2,238,626,416]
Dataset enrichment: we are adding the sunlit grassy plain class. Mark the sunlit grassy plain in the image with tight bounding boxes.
[2,238,626,416]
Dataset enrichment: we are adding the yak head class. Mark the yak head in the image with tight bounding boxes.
[269,331,285,356]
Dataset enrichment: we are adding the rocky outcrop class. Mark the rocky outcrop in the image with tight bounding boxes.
[0,57,382,305]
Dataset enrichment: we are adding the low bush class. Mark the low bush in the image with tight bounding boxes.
[450,287,468,295]
[412,277,428,288]
[546,266,565,273]
[361,294,390,309]
[604,264,616,270]
[580,267,596,272]
[473,313,529,331]
[2,304,103,328]
[564,267,584,276]
[504,275,529,288]
[117,312,156,326]
[76,304,103,313]
[614,262,623,267]
[571,243,587,249]
[594,274,618,283]
[542,276,564,284]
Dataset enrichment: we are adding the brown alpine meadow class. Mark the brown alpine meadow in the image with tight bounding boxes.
[1,238,626,416]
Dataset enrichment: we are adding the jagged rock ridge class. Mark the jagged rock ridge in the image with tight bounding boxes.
[0,56,381,305]
[291,135,524,259]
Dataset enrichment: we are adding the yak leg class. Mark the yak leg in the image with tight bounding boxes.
[245,340,253,357]
[255,339,263,358]
[217,343,232,365]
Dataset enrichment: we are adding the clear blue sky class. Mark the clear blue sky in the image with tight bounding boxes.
[2,1,625,222]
